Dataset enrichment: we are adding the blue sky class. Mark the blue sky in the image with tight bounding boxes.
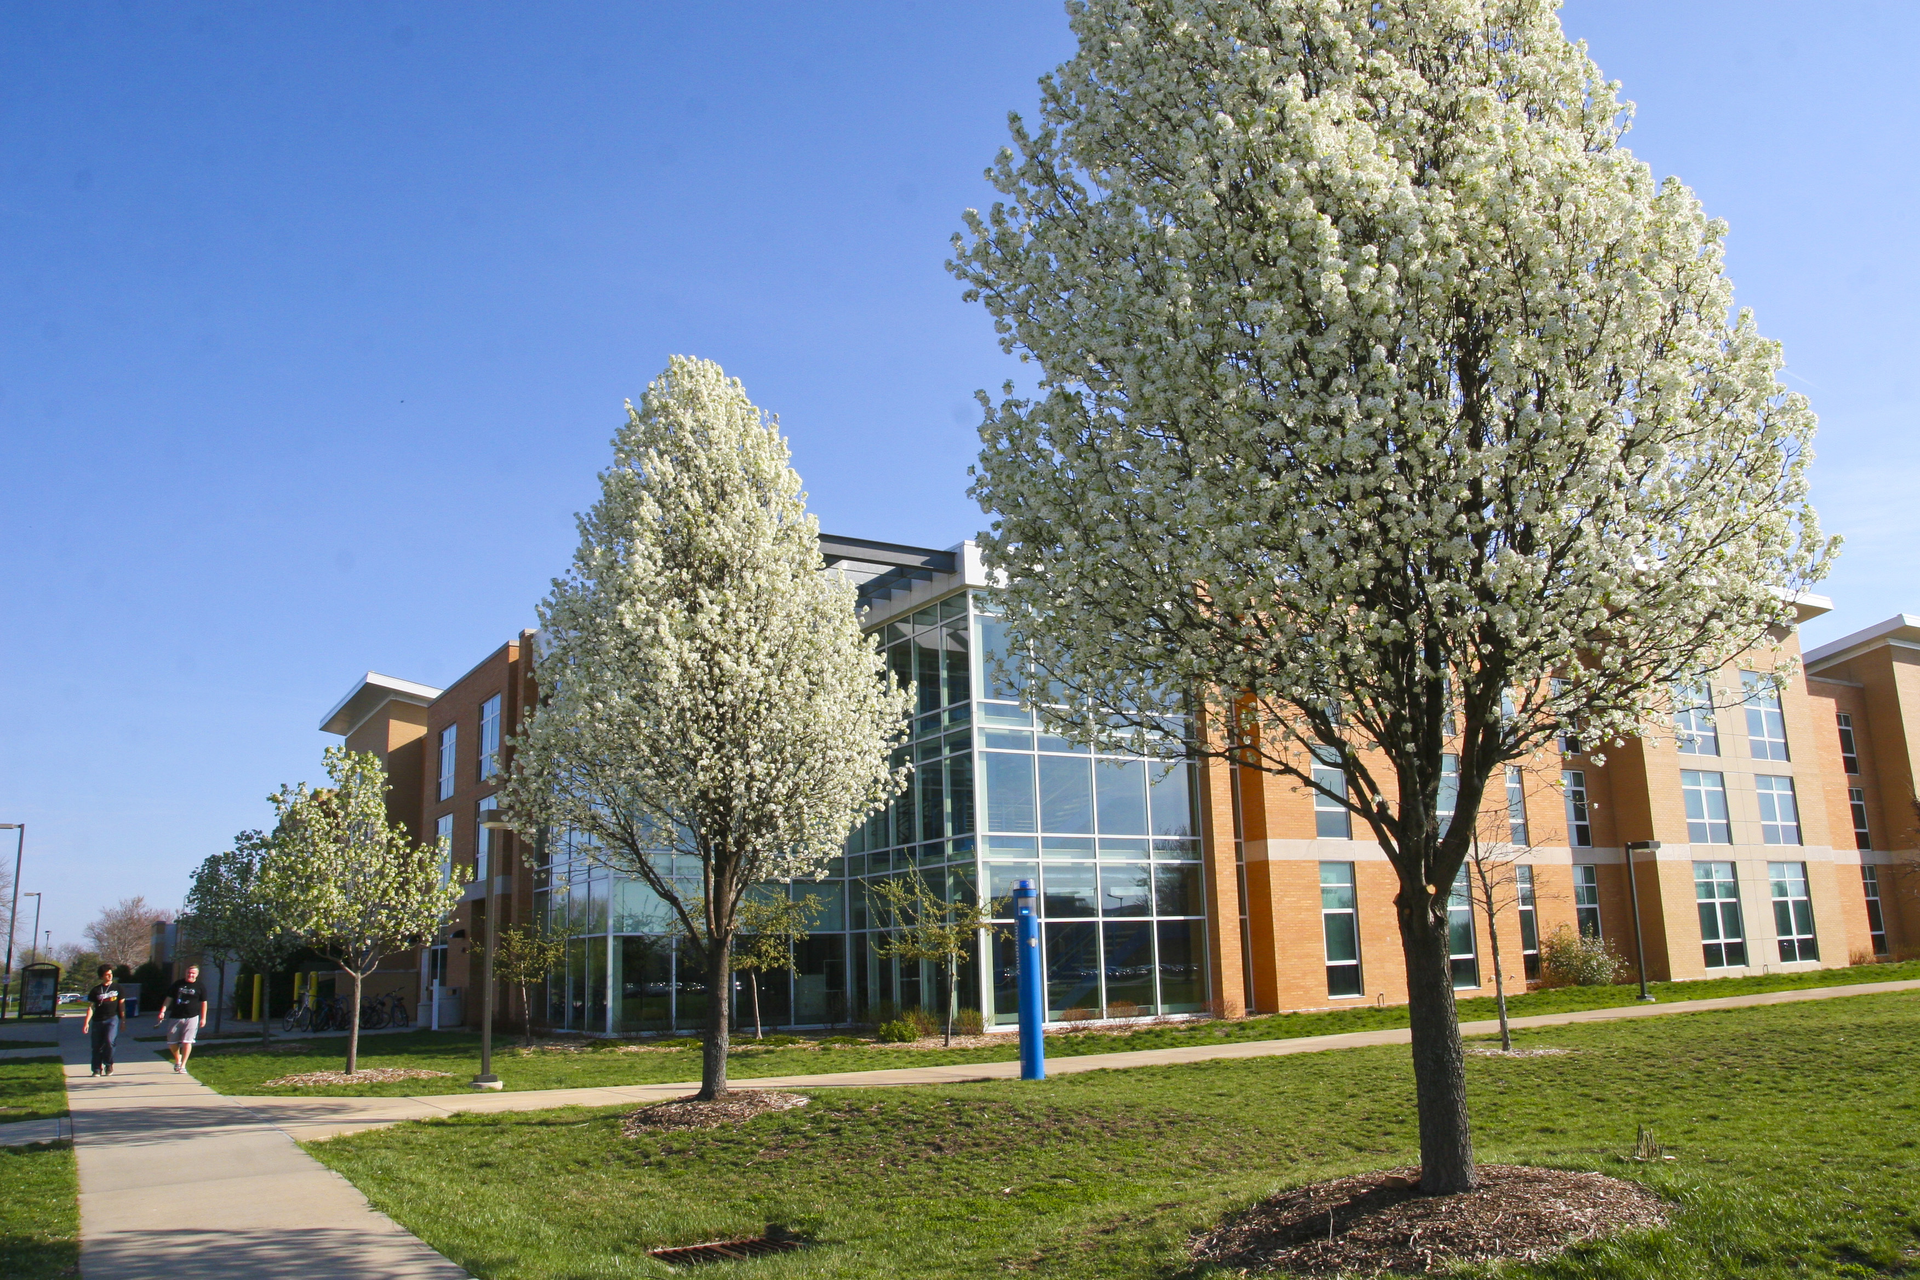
[4,2,1915,949]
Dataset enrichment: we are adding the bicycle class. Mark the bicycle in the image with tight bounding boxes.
[281,995,314,1033]
[359,997,390,1030]
[365,991,410,1029]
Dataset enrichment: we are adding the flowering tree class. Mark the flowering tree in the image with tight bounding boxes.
[263,748,466,1074]
[181,831,299,1039]
[504,356,908,1100]
[953,0,1831,1193]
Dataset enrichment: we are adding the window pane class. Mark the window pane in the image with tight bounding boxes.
[1041,863,1098,918]
[943,625,971,707]
[1155,920,1207,1009]
[1322,913,1359,964]
[1094,759,1149,835]
[1038,754,1095,834]
[1044,921,1100,1018]
[984,751,1037,833]
[1153,862,1202,916]
[1147,761,1197,837]
[1101,922,1155,1013]
[1099,863,1152,917]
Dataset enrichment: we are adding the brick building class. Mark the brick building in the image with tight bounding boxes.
[317,542,1918,1034]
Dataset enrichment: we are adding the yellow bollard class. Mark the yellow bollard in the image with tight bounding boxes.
[252,974,263,1023]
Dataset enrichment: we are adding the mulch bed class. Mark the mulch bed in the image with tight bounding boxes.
[622,1090,810,1135]
[1463,1045,1571,1057]
[1191,1165,1668,1276]
[259,1067,454,1088]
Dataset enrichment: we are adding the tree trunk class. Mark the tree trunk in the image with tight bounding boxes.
[260,966,273,1046]
[1397,890,1476,1194]
[750,970,762,1041]
[345,970,363,1075]
[945,953,957,1047]
[1482,882,1513,1053]
[521,984,534,1047]
[698,937,732,1099]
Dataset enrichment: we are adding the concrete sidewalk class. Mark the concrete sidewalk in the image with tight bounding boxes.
[58,1015,471,1280]
[245,977,1920,1142]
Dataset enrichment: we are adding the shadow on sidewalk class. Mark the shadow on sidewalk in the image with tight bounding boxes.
[83,1228,472,1279]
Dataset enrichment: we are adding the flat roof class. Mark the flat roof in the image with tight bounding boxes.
[820,534,965,611]
[1804,613,1920,670]
[319,672,445,736]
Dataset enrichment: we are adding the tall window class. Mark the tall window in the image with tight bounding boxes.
[1673,680,1719,755]
[1836,713,1860,774]
[1695,861,1746,968]
[1850,788,1873,851]
[1563,770,1592,847]
[1516,865,1540,980]
[479,694,502,780]
[1505,766,1528,844]
[1551,677,1581,755]
[1573,864,1601,938]
[1681,771,1732,844]
[1313,748,1350,839]
[1438,753,1460,826]
[1768,862,1818,962]
[1755,775,1801,845]
[1862,865,1889,956]
[1741,672,1789,761]
[434,813,454,885]
[1319,862,1362,997]
[1447,865,1478,988]
[437,725,458,801]
[476,796,499,880]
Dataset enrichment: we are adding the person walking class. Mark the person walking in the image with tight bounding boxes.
[156,964,209,1074]
[81,965,124,1077]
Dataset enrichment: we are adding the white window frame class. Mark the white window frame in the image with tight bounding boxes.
[1695,860,1746,968]
[476,796,499,881]
[1505,766,1528,845]
[1862,865,1888,956]
[438,724,458,802]
[1573,863,1601,938]
[1849,787,1872,851]
[434,813,455,885]
[1516,865,1540,980]
[1563,770,1592,848]
[479,694,502,781]
[1438,753,1459,826]
[1319,862,1362,998]
[1755,775,1801,846]
[1673,679,1719,756]
[1681,770,1732,845]
[1312,748,1350,840]
[1837,712,1860,775]
[1552,677,1581,754]
[1768,861,1818,963]
[1741,671,1790,761]
[1447,865,1478,989]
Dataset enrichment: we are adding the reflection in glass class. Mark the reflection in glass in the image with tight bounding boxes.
[985,751,1037,832]
[1039,754,1095,833]
[1100,863,1152,916]
[1043,863,1099,918]
[1102,922,1155,1012]
[1153,863,1201,916]
[1045,921,1100,1017]
[1156,920,1207,1009]
[1095,759,1149,834]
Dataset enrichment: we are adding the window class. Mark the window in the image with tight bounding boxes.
[1447,866,1478,988]
[1673,680,1719,755]
[1681,771,1731,844]
[1313,748,1350,839]
[1755,775,1801,845]
[437,725,458,801]
[1438,753,1459,825]
[1319,863,1362,997]
[1551,677,1581,754]
[1517,865,1540,980]
[1850,788,1873,852]
[1768,862,1818,962]
[1573,864,1601,938]
[1695,861,1746,968]
[1837,713,1860,774]
[479,694,502,780]
[1505,766,1528,845]
[1741,672,1789,761]
[476,796,499,881]
[1862,865,1889,956]
[1563,770,1592,847]
[435,813,454,885]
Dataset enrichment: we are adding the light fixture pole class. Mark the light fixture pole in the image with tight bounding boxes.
[22,895,42,965]
[1623,840,1660,1002]
[0,825,23,1022]
[475,813,514,1090]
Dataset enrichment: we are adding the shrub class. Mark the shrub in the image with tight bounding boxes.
[952,1007,986,1036]
[874,1019,918,1043]
[902,1007,939,1037]
[1538,925,1627,987]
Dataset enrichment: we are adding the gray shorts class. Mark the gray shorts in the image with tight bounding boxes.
[166,1016,200,1045]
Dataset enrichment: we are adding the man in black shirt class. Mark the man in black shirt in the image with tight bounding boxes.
[81,965,123,1077]
[157,965,209,1074]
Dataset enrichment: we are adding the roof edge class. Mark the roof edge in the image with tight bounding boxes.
[320,671,445,736]
[1804,613,1920,670]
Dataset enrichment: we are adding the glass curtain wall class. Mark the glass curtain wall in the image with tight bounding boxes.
[539,588,1204,1032]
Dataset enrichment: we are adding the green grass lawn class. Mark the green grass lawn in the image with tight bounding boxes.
[0,1060,69,1124]
[0,1143,79,1280]
[186,958,1920,1098]
[307,990,1920,1279]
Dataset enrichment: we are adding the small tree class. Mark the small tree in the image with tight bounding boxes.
[85,896,172,971]
[493,921,573,1048]
[1460,771,1562,1053]
[184,832,303,1044]
[731,890,823,1041]
[262,747,466,1074]
[505,356,908,1100]
[871,870,1000,1047]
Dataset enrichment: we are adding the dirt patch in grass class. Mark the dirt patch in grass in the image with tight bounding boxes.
[622,1090,810,1135]
[1464,1045,1572,1057]
[1192,1164,1667,1276]
[260,1067,454,1088]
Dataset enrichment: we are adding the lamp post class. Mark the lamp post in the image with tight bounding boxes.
[0,824,23,1022]
[22,895,42,965]
[475,813,514,1090]
[1623,840,1660,1003]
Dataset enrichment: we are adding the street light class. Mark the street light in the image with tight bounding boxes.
[0,824,23,1022]
[1623,840,1660,1003]
[474,812,514,1091]
[21,895,42,965]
